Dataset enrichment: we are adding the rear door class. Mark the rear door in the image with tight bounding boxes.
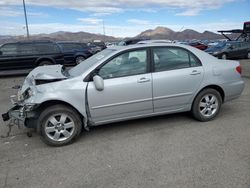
[151,47,204,113]
[87,48,153,124]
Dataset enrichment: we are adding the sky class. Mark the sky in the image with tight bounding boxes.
[0,0,249,37]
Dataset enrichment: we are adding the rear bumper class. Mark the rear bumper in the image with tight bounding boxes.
[223,80,245,102]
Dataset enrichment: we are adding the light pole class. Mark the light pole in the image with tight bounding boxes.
[22,0,30,39]
[102,20,106,42]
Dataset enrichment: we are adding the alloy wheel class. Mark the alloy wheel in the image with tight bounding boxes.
[44,113,75,142]
[199,94,219,117]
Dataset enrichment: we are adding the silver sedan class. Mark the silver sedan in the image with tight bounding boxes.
[2,43,244,146]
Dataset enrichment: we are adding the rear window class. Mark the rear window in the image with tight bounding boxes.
[34,43,60,54]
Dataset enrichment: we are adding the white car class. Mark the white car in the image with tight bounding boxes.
[2,43,244,146]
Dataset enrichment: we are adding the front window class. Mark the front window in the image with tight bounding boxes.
[98,49,147,79]
[0,44,17,56]
[69,49,116,76]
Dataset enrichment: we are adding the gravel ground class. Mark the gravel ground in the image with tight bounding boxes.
[0,60,249,188]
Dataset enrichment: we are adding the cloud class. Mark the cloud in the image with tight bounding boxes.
[78,18,103,24]
[0,0,236,16]
[175,9,201,16]
[127,19,151,25]
[0,6,48,17]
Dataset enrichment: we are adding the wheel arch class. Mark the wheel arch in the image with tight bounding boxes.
[35,100,86,133]
[194,85,225,104]
[35,57,56,66]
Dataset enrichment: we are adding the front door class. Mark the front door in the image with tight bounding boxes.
[87,49,153,124]
[0,43,18,70]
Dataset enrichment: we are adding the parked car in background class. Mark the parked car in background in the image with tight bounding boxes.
[189,42,208,50]
[2,43,244,146]
[118,38,148,46]
[205,41,250,59]
[57,42,93,64]
[0,41,64,71]
[90,40,106,50]
[86,43,102,54]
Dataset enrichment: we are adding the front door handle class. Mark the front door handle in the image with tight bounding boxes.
[190,70,201,75]
[138,77,150,83]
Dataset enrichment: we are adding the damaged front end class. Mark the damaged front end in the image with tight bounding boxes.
[1,87,39,128]
[1,65,68,135]
[1,92,39,138]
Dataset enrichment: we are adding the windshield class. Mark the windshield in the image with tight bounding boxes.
[69,49,116,76]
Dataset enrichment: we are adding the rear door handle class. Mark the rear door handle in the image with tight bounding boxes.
[190,70,201,75]
[138,77,150,83]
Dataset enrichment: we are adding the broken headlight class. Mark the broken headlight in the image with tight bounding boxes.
[17,87,34,101]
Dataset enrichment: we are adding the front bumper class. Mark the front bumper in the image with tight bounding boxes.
[2,104,38,123]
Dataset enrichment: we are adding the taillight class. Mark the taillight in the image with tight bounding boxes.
[236,66,242,74]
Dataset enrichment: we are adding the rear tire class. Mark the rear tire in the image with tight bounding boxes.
[221,53,227,60]
[39,60,53,66]
[191,89,222,122]
[38,104,82,146]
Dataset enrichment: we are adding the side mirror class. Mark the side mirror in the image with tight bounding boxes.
[0,51,2,56]
[93,75,104,91]
[229,46,234,50]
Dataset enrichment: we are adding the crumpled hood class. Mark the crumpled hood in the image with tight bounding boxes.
[21,65,67,92]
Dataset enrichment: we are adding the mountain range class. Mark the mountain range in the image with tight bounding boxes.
[0,26,233,44]
[136,27,226,40]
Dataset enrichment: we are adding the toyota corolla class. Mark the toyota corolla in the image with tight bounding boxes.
[2,43,244,146]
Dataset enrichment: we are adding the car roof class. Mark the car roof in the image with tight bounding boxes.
[3,40,54,45]
[56,41,82,44]
[108,43,191,51]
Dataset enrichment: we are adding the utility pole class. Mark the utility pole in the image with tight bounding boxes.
[22,0,30,39]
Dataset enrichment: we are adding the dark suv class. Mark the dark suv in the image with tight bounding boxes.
[0,41,64,71]
[57,42,93,64]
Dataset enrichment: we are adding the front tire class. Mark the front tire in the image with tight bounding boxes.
[247,51,250,59]
[39,60,53,66]
[75,56,85,64]
[192,89,222,122]
[38,105,82,146]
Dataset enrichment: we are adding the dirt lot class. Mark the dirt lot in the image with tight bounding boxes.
[0,60,249,188]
